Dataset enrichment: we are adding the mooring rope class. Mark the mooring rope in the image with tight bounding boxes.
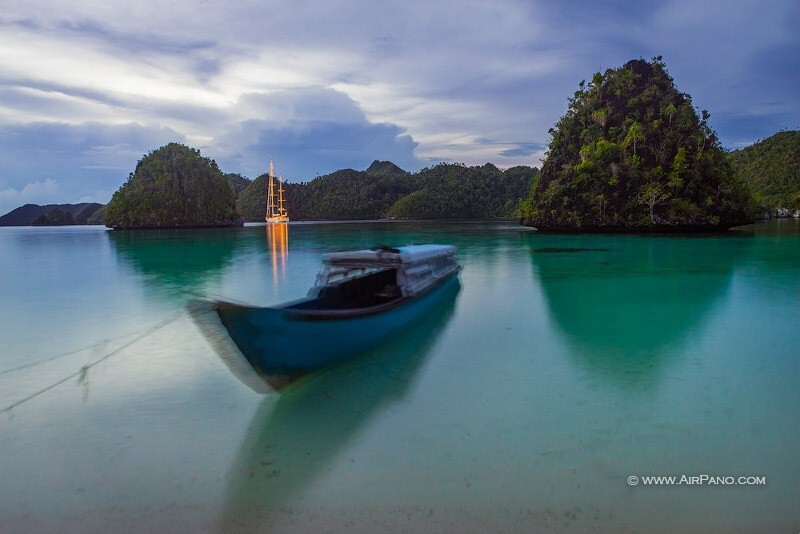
[1,311,185,415]
[0,333,141,377]
[0,295,233,378]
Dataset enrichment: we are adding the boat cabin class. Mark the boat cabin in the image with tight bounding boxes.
[302,245,460,311]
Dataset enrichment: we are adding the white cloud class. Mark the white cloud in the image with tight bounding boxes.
[76,189,114,205]
[0,0,565,169]
[0,179,60,216]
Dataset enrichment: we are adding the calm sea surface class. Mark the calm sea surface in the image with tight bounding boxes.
[1,220,798,533]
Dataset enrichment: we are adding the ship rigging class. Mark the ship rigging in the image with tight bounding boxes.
[265,160,289,223]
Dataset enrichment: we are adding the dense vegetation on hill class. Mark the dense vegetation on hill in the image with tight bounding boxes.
[365,160,407,177]
[728,130,800,212]
[238,161,412,220]
[32,208,74,225]
[386,164,535,219]
[105,143,241,229]
[224,173,252,196]
[73,203,103,224]
[237,160,536,221]
[0,203,103,226]
[85,205,107,225]
[289,160,413,220]
[521,57,756,231]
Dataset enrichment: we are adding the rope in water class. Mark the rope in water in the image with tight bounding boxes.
[1,311,186,415]
[0,293,237,378]
[0,332,143,377]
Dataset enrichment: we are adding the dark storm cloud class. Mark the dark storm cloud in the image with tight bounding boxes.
[209,87,423,180]
[0,122,183,215]
[499,142,547,158]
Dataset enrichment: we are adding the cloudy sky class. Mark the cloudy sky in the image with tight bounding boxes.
[1,0,798,215]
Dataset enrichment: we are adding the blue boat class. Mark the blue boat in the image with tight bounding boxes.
[191,244,461,391]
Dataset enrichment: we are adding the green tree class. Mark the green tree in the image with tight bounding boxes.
[638,182,671,224]
[664,102,677,126]
[624,121,645,157]
[668,147,688,193]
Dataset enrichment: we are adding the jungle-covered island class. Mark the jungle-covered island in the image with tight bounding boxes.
[237,160,535,221]
[728,130,800,217]
[105,143,242,229]
[520,57,758,232]
[0,203,105,226]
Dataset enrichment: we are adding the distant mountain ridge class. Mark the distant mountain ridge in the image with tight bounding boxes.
[237,159,537,221]
[1,156,537,225]
[0,203,104,226]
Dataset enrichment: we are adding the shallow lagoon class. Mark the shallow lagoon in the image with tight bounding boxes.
[1,220,798,532]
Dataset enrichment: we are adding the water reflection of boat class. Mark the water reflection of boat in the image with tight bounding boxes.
[266,222,288,288]
[216,284,459,531]
[192,245,461,391]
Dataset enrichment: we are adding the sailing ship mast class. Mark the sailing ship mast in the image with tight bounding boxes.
[266,160,275,219]
[265,160,289,223]
[278,174,287,218]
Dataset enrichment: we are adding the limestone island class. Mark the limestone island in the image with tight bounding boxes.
[520,57,757,232]
[106,143,243,230]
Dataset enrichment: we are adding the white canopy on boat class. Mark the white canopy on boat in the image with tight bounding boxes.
[322,244,457,267]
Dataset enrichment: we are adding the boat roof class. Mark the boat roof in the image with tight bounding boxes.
[322,244,456,266]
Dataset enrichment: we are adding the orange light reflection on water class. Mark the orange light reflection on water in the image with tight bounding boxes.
[266,223,289,289]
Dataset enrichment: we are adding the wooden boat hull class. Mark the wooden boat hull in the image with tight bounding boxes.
[215,273,461,386]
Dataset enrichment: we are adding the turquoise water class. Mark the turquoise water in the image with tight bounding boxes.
[0,220,798,532]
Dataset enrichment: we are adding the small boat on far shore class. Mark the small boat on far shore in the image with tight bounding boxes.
[190,244,461,391]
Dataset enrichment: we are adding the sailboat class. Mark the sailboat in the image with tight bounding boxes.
[265,160,289,223]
